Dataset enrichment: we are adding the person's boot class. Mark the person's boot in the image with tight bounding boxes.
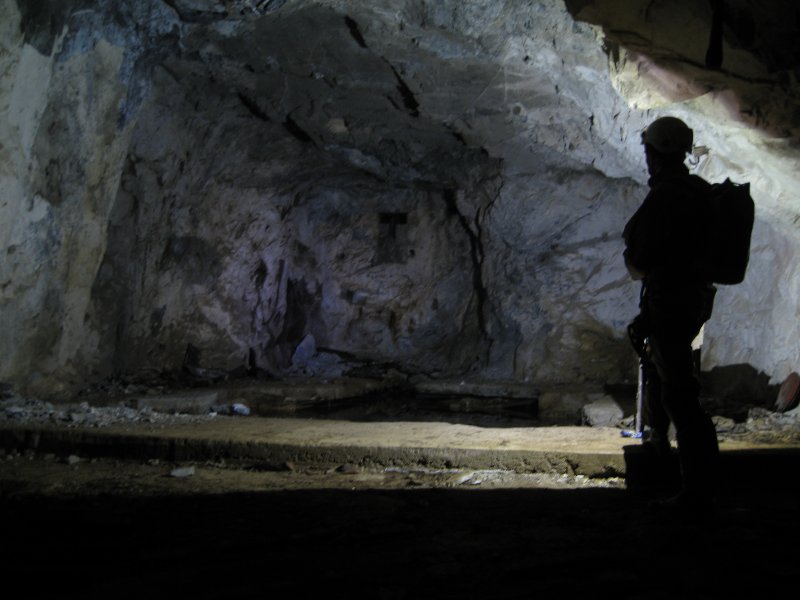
[642,428,672,459]
[650,421,716,514]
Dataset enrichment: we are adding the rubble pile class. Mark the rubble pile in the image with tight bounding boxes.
[0,395,217,428]
[745,406,800,435]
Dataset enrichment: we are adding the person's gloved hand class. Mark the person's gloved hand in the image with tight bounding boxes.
[627,315,649,359]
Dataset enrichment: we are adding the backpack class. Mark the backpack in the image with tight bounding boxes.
[705,178,755,285]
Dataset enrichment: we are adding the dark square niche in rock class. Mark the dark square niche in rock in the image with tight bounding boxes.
[376,212,409,264]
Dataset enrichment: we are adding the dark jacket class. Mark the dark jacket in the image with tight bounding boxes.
[623,164,713,286]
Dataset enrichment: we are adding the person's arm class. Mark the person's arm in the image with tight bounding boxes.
[623,193,661,280]
[624,248,647,280]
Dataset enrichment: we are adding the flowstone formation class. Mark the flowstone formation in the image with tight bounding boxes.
[1,0,798,400]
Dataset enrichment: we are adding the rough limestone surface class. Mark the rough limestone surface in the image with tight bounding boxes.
[1,0,799,399]
[581,395,624,428]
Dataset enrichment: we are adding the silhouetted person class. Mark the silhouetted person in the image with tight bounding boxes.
[623,116,719,511]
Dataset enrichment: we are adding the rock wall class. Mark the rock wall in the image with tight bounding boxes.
[0,0,181,397]
[1,0,799,399]
[92,67,486,377]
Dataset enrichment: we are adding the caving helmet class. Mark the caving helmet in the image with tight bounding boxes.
[641,116,693,155]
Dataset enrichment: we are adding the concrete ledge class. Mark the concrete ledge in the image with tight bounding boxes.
[0,418,627,477]
[411,380,538,399]
[3,417,798,481]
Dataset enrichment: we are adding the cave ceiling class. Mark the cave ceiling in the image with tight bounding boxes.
[132,0,800,230]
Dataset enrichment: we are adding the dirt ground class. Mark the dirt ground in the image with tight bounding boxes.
[2,447,799,600]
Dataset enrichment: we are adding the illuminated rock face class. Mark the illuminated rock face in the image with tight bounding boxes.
[1,0,798,398]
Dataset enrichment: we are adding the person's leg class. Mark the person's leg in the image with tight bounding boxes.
[643,360,671,457]
[648,333,719,502]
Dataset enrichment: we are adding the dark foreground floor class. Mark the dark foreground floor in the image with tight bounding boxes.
[3,474,799,600]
